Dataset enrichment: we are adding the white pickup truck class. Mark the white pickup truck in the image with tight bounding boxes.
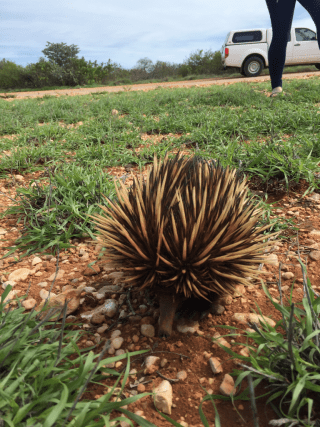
[221,27,320,77]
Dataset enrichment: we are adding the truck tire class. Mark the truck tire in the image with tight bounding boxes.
[315,64,320,70]
[243,56,264,77]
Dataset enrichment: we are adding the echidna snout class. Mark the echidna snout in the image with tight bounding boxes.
[90,153,276,339]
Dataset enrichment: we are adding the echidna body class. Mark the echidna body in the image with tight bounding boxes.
[90,153,275,337]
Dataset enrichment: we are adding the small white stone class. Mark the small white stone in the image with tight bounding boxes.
[8,268,31,282]
[154,380,172,415]
[22,298,37,309]
[112,337,124,350]
[110,329,122,339]
[141,324,155,337]
[176,371,187,381]
[32,257,42,266]
[2,280,16,290]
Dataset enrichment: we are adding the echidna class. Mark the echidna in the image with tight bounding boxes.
[90,152,276,337]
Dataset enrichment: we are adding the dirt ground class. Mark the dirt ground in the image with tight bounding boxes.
[1,72,320,426]
[2,69,320,100]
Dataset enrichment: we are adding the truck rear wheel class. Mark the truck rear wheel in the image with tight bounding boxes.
[243,56,264,77]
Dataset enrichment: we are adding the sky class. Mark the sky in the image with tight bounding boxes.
[1,0,317,70]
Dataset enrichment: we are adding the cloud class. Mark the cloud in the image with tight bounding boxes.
[1,0,316,69]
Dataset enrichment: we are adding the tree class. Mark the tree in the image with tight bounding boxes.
[42,42,80,68]
[135,57,154,73]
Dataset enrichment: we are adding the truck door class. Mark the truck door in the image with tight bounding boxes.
[291,28,318,64]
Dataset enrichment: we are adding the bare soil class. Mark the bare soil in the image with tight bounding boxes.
[1,70,320,100]
[1,72,320,427]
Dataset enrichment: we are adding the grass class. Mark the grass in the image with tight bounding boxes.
[209,256,320,427]
[1,70,320,426]
[0,285,155,427]
[1,71,320,258]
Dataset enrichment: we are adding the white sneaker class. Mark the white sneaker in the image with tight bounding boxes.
[270,86,283,97]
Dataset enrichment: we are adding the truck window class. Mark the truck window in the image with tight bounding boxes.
[295,28,317,41]
[232,30,263,43]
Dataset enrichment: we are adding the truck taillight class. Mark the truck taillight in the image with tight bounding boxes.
[225,47,229,58]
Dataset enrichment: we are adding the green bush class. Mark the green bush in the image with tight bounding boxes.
[0,59,24,89]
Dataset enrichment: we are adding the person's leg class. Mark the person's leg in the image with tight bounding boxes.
[265,0,297,90]
[297,0,320,49]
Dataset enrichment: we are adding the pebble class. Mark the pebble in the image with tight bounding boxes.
[48,269,65,281]
[144,356,160,374]
[132,335,139,343]
[32,257,42,266]
[154,380,172,415]
[110,329,122,339]
[22,298,37,309]
[176,319,200,334]
[112,337,124,349]
[219,374,237,396]
[176,371,187,381]
[97,324,109,334]
[2,280,16,290]
[8,268,31,282]
[141,324,155,337]
[309,251,320,261]
[209,357,223,374]
[281,272,294,280]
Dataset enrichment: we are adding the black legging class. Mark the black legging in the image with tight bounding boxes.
[265,0,320,89]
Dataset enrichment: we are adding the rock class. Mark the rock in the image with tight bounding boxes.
[91,313,106,324]
[176,371,187,381]
[176,318,200,334]
[154,380,172,414]
[219,374,237,396]
[309,230,320,239]
[83,264,100,276]
[32,257,42,266]
[96,285,121,299]
[14,174,24,181]
[132,335,139,343]
[36,288,82,320]
[97,324,109,334]
[308,193,320,201]
[233,312,276,327]
[264,253,279,266]
[281,272,294,280]
[309,251,320,261]
[140,316,155,325]
[2,280,16,290]
[2,290,21,303]
[107,271,125,284]
[0,228,7,235]
[80,252,90,261]
[212,332,231,349]
[137,384,146,393]
[110,329,122,339]
[209,357,223,374]
[112,337,124,350]
[37,282,48,287]
[219,295,233,306]
[233,284,246,297]
[141,324,155,337]
[48,269,65,281]
[8,268,31,282]
[248,313,276,328]
[144,356,160,374]
[39,289,54,300]
[139,304,148,314]
[160,358,167,367]
[111,109,119,115]
[81,299,118,321]
[84,286,95,293]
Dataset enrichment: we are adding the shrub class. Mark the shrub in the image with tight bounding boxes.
[0,59,24,89]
